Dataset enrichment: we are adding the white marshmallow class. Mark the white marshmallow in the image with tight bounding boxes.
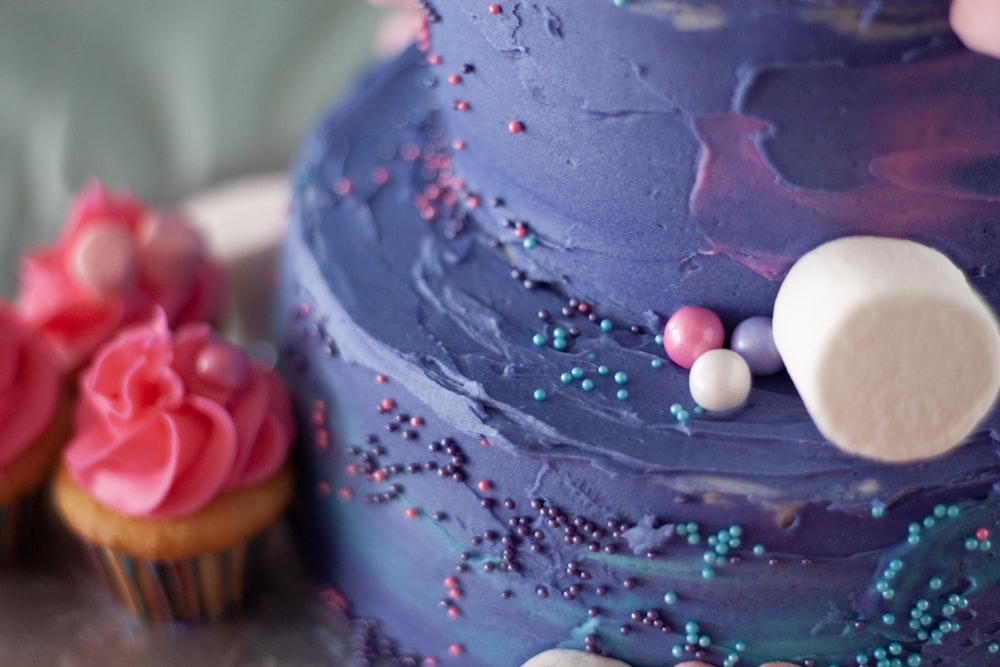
[772,236,1000,463]
[951,0,1000,60]
[521,649,632,667]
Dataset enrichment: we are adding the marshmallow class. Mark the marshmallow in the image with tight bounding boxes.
[772,236,1000,463]
[950,0,1000,60]
[521,649,632,667]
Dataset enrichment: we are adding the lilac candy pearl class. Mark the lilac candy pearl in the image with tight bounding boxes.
[730,316,784,375]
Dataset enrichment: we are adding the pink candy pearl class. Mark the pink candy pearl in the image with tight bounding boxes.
[69,223,137,296]
[137,212,205,287]
[195,340,251,391]
[663,306,724,370]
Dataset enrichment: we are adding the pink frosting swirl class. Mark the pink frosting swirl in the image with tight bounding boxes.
[15,181,225,370]
[0,302,62,474]
[63,310,294,518]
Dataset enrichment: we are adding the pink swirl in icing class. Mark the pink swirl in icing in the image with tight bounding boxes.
[63,310,294,518]
[15,181,225,370]
[0,302,62,475]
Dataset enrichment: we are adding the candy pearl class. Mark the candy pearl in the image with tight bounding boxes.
[195,339,252,390]
[138,212,206,287]
[69,223,137,295]
[663,306,724,369]
[689,349,751,412]
[731,316,783,375]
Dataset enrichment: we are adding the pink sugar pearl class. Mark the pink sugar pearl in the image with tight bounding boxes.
[663,306,724,369]
[195,339,251,390]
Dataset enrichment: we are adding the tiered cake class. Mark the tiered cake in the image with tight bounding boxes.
[275,1,1000,666]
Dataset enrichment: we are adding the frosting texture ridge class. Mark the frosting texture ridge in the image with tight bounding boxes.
[65,310,294,518]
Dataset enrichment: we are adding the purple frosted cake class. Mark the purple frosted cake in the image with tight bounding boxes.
[275,1,1000,666]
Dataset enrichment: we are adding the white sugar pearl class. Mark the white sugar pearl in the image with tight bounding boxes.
[689,348,752,412]
[521,649,632,667]
[69,223,137,295]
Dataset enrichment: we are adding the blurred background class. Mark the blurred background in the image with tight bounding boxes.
[0,0,391,295]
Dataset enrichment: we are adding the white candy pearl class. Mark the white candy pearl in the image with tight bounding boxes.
[69,223,137,295]
[689,348,752,412]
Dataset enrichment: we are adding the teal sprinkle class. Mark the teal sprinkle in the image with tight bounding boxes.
[701,567,714,579]
[616,389,629,400]
[988,642,999,654]
[715,554,727,566]
[698,635,711,648]
[533,389,547,402]
[729,525,743,537]
[916,630,928,642]
[554,327,568,339]
[907,656,921,667]
[687,534,701,545]
[947,505,960,517]
[685,621,700,634]
[687,522,699,532]
[857,653,870,665]
[729,537,741,548]
[672,645,685,659]
[930,629,943,643]
[928,577,942,590]
[939,620,954,633]
[651,358,663,369]
[980,539,992,551]
[965,537,979,551]
[614,371,628,385]
[908,522,922,534]
[654,333,664,346]
[614,0,629,7]
[882,613,896,625]
[915,598,929,611]
[734,641,747,652]
[581,379,595,392]
[908,620,921,631]
[598,365,609,375]
[876,580,890,593]
[923,516,936,528]
[532,333,547,346]
[752,544,765,556]
[941,603,955,617]
[553,338,568,351]
[677,524,688,535]
[676,410,690,422]
[587,352,597,361]
[889,558,904,571]
[872,505,886,519]
[560,372,573,384]
[884,569,896,580]
[571,366,585,379]
[600,318,613,332]
[693,405,705,414]
[874,648,887,660]
[933,504,947,518]
[718,529,731,542]
[708,535,718,546]
[715,543,730,555]
[703,551,716,564]
[663,591,678,604]
[669,402,683,415]
[889,642,903,656]
[725,656,739,667]
[907,535,921,546]
[523,236,538,250]
[882,589,895,600]
[686,633,700,645]
[920,614,933,627]
[909,608,922,619]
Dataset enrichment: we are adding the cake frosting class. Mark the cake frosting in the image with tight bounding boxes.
[16,181,224,370]
[0,302,62,475]
[65,309,294,519]
[276,1,1000,666]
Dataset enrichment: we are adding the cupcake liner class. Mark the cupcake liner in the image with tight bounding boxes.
[84,535,263,622]
[0,492,44,565]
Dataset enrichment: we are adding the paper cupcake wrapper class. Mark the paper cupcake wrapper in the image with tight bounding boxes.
[84,536,262,622]
[0,492,43,564]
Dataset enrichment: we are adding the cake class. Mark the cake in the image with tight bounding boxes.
[53,309,296,622]
[274,1,1000,666]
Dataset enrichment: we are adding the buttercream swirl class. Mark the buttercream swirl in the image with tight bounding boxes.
[64,309,294,518]
[0,302,61,474]
[15,181,225,370]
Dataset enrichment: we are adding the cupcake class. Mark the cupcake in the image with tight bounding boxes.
[15,181,224,372]
[0,301,69,563]
[53,309,295,621]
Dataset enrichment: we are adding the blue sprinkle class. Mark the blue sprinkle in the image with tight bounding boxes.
[571,366,585,379]
[598,365,609,375]
[734,641,747,652]
[560,372,573,384]
[553,338,568,351]
[663,591,678,604]
[581,379,594,392]
[532,333,547,347]
[988,642,999,654]
[617,389,629,401]
[871,505,886,519]
[933,504,947,518]
[614,371,628,385]
[533,389,547,402]
[685,621,700,634]
[600,318,613,333]
[614,0,629,7]
[701,567,714,579]
[651,358,663,369]
[554,327,568,339]
[676,410,690,422]
[752,544,765,556]
[907,656,921,667]
[523,236,538,250]
[671,646,685,659]
[882,613,896,625]
[693,405,705,414]
[654,333,664,346]
[670,403,683,415]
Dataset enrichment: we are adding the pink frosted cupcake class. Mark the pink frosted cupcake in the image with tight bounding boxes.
[16,181,224,372]
[52,309,295,621]
[0,301,70,563]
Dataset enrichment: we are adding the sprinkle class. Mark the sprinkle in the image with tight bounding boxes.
[614,371,628,385]
[560,372,573,384]
[617,389,629,400]
[571,366,585,379]
[533,388,547,402]
[508,120,525,134]
[455,100,471,112]
[452,138,467,151]
[651,358,663,369]
[478,479,492,492]
[600,318,614,333]
[427,53,442,66]
[553,338,568,351]
[532,333,547,346]
[663,591,678,604]
[448,73,462,85]
[523,235,538,250]
[598,365,609,375]
[581,379,594,392]
[448,644,463,656]
[405,507,419,519]
[488,3,502,14]
[554,327,569,339]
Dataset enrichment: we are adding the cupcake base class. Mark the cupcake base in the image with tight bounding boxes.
[84,536,262,622]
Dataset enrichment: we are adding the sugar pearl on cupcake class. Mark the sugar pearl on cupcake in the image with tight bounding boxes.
[731,315,783,375]
[689,349,752,412]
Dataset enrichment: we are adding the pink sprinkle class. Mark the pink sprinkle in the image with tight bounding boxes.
[315,429,330,450]
[428,53,442,66]
[375,373,389,383]
[449,587,462,599]
[448,642,464,654]
[338,487,353,501]
[371,166,390,186]
[380,398,396,412]
[317,481,331,496]
[371,470,387,483]
[345,464,359,476]
[448,74,462,85]
[405,507,419,519]
[447,608,461,620]
[467,194,481,209]
[410,416,425,427]
[455,100,471,112]
[508,120,524,134]
[401,144,421,161]
[489,4,502,14]
[480,438,490,447]
[478,480,492,492]
[444,576,459,587]
[422,659,439,667]
[977,527,991,541]
[334,177,353,196]
[420,205,437,222]
[663,306,725,370]
[452,138,467,151]
[514,225,528,239]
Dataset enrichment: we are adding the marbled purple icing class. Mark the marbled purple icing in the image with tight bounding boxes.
[276,2,1000,666]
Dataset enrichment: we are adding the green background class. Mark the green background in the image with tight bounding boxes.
[0,1,384,294]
